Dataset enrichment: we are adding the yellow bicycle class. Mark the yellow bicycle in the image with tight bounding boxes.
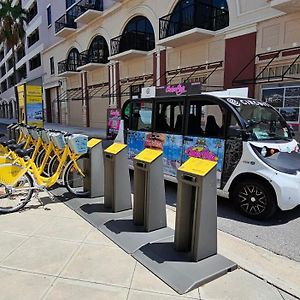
[0,132,90,213]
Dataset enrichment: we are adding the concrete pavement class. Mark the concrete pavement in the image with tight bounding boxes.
[0,193,299,300]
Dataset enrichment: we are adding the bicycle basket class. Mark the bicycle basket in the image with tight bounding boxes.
[41,130,51,144]
[67,134,88,154]
[51,133,66,150]
[20,126,29,137]
[28,128,40,141]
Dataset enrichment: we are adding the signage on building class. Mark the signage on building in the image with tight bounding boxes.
[26,85,44,128]
[107,108,122,140]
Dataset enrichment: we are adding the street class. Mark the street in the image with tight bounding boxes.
[1,122,299,264]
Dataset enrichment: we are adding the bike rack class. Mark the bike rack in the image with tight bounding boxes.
[133,149,167,232]
[83,138,104,197]
[104,143,132,212]
[133,158,237,294]
[6,124,15,139]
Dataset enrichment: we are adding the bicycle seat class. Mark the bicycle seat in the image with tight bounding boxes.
[1,139,16,147]
[15,148,34,158]
[8,141,26,151]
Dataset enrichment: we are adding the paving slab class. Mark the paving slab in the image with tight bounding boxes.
[61,243,136,288]
[44,278,128,300]
[199,269,284,300]
[0,267,54,300]
[1,236,80,276]
[83,228,117,247]
[33,216,92,243]
[0,212,53,236]
[0,232,29,262]
[131,263,199,299]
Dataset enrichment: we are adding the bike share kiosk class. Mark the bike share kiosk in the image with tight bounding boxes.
[133,157,237,294]
[175,158,217,261]
[104,143,131,212]
[83,138,104,197]
[100,148,173,254]
[133,149,166,232]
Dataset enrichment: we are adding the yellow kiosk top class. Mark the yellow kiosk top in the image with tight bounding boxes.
[179,158,217,177]
[88,138,102,148]
[105,143,127,155]
[135,149,163,163]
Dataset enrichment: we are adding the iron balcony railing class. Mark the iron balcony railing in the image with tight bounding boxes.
[75,0,103,18]
[159,1,229,40]
[55,12,77,34]
[79,49,108,66]
[58,58,79,74]
[111,31,155,56]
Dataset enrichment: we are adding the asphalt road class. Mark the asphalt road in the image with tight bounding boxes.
[165,180,300,263]
[1,122,299,263]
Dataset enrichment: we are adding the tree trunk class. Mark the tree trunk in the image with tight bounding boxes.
[12,46,19,121]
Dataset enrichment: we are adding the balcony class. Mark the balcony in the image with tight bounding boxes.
[74,0,103,24]
[77,50,108,71]
[269,0,300,13]
[55,13,77,38]
[158,1,229,47]
[109,31,155,61]
[58,59,79,77]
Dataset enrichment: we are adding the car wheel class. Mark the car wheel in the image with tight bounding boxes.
[232,179,277,220]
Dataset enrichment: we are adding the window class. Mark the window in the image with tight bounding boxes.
[16,45,25,62]
[1,80,7,92]
[154,100,184,134]
[187,100,225,138]
[27,29,39,48]
[131,101,153,131]
[47,5,52,26]
[17,64,27,83]
[66,0,75,9]
[29,53,41,71]
[8,74,15,88]
[50,57,55,75]
[27,1,38,23]
[1,65,6,77]
[0,49,4,61]
[7,56,13,70]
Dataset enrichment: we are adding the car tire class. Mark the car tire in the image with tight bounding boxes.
[232,179,277,220]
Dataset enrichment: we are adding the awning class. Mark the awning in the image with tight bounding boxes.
[233,46,300,85]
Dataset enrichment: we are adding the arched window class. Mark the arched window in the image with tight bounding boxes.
[67,48,80,71]
[113,16,155,55]
[88,36,109,64]
[162,0,229,38]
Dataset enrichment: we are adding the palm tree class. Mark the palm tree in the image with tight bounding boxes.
[0,0,27,120]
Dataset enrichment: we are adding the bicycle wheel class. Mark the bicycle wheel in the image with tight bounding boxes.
[64,155,90,197]
[35,148,45,167]
[48,156,65,184]
[0,172,34,213]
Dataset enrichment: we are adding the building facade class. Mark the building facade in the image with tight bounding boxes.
[2,0,300,140]
[0,0,62,119]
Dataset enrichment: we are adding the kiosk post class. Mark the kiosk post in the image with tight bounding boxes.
[83,138,104,197]
[133,149,166,232]
[104,143,132,212]
[175,158,217,261]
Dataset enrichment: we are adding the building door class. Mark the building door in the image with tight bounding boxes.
[45,88,52,123]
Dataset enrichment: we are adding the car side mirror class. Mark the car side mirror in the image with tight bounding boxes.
[288,125,295,137]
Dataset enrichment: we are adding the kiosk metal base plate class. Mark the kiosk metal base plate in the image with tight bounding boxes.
[133,236,237,295]
[100,216,174,254]
[50,187,132,228]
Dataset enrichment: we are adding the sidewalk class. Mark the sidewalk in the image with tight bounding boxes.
[0,192,298,300]
[0,118,107,139]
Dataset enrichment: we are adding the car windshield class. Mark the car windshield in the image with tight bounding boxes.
[229,98,292,141]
